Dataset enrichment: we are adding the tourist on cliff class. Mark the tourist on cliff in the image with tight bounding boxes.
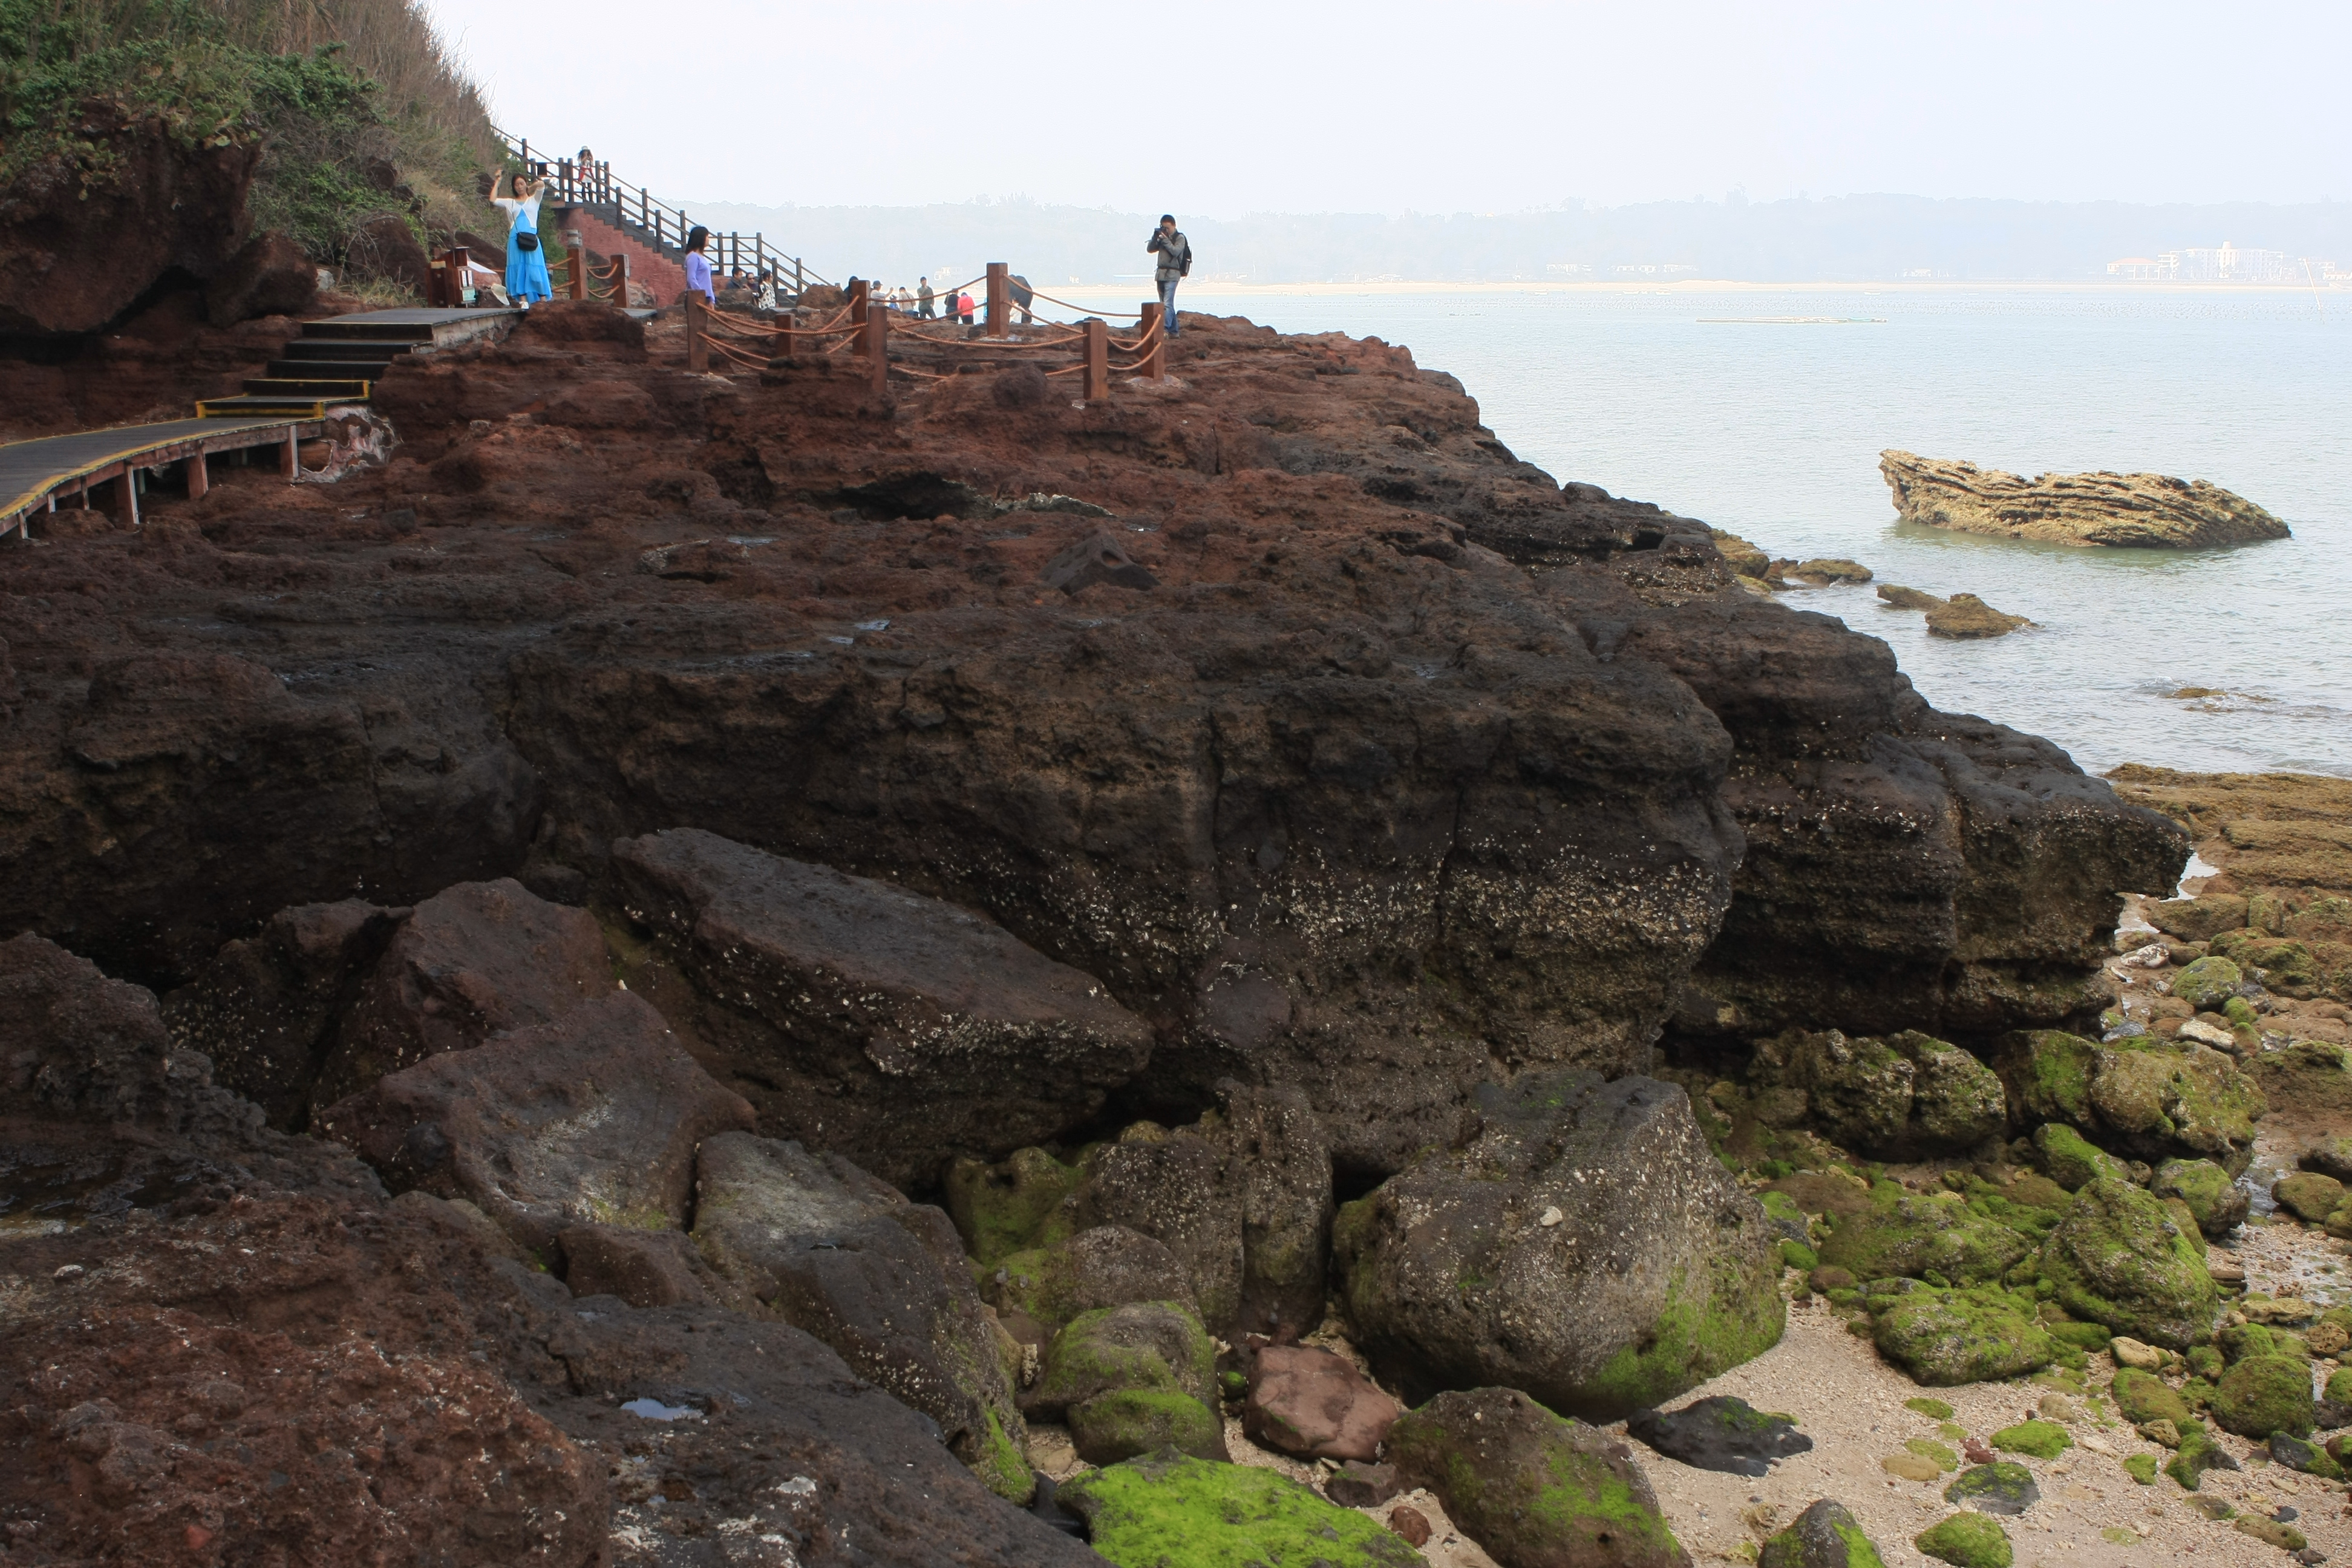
[492,171,553,310]
[1148,215,1191,337]
[956,289,975,325]
[917,277,935,318]
[1010,273,1035,325]
[683,227,716,306]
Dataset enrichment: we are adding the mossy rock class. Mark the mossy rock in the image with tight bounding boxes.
[1873,1289,2056,1386]
[1026,1301,1218,1420]
[2151,1158,2247,1237]
[2273,1170,2347,1224]
[945,1146,1086,1266]
[1055,1448,1422,1567]
[1780,1238,1821,1271]
[2216,1322,2305,1365]
[1942,1462,2037,1515]
[968,1409,1033,1503]
[2109,1367,2191,1427]
[2172,956,2243,1010]
[2236,1516,2310,1553]
[2122,1452,2159,1485]
[1069,1387,1226,1466]
[2210,932,2320,997]
[2187,1345,2224,1380]
[1996,1031,2099,1126]
[2271,1431,2345,1479]
[2164,1422,2242,1489]
[2045,1320,2112,1351]
[1758,1498,1888,1567]
[1760,1189,1812,1240]
[1906,1438,1960,1471]
[1916,1511,2014,1568]
[2028,1123,2132,1192]
[1906,1397,1956,1420]
[1818,1184,2032,1286]
[2326,1365,2352,1405]
[2037,1178,2220,1348]
[2210,1354,2314,1439]
[1988,1419,2071,1459]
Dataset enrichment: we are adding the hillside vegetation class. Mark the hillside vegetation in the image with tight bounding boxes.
[1,0,501,268]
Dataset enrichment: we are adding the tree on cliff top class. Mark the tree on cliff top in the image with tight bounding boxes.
[2,0,500,267]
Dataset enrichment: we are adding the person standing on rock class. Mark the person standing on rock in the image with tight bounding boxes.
[492,171,553,310]
[917,276,935,318]
[956,288,975,325]
[1148,214,1191,338]
[683,227,716,307]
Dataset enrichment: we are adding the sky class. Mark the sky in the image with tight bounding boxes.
[420,1,2350,218]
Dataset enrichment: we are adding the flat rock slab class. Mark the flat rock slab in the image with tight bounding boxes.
[316,990,752,1250]
[1628,1394,1813,1477]
[1881,449,2291,548]
[1244,1344,1403,1463]
[613,828,1152,1187]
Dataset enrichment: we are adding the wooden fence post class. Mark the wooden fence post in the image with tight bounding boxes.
[985,262,1008,338]
[611,252,630,307]
[567,235,588,299]
[1140,302,1166,379]
[1082,319,1109,400]
[185,452,207,500]
[864,296,888,396]
[849,279,868,325]
[685,289,709,372]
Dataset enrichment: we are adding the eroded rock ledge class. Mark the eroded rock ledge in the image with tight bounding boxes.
[1880,449,2292,548]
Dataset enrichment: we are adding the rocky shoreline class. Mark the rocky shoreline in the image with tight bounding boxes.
[2,298,2343,1567]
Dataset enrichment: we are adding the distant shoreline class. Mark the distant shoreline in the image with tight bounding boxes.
[1043,278,2349,297]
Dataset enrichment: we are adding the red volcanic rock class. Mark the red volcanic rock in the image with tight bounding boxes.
[1244,1344,1403,1462]
[558,1222,717,1307]
[316,989,754,1249]
[203,229,318,327]
[1388,1503,1433,1547]
[315,877,612,1105]
[612,826,1154,1187]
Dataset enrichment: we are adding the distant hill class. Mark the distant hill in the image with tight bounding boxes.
[681,193,2352,290]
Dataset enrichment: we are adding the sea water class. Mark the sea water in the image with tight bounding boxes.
[1154,287,2352,779]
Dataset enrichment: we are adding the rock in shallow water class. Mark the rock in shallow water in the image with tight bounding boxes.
[1338,1068,1782,1419]
[1880,449,2292,548]
[1924,593,2031,639]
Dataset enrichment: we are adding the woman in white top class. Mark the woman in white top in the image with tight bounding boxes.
[491,171,553,309]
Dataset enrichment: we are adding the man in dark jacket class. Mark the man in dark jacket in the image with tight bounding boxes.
[1147,215,1191,338]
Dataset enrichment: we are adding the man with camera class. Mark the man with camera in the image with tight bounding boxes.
[1147,215,1191,338]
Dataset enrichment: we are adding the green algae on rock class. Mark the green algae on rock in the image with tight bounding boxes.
[1915,1511,2014,1568]
[1746,1030,2005,1159]
[1069,1387,1228,1466]
[1873,1289,2057,1386]
[1993,1032,2262,1175]
[946,1146,1089,1266]
[2151,1158,2249,1237]
[2210,1354,2315,1439]
[1943,1462,2038,1515]
[2164,1421,2242,1489]
[1054,1448,1423,1568]
[1387,1387,1689,1568]
[2028,1124,2134,1192]
[984,1225,1197,1332]
[1817,1184,2033,1287]
[1757,1498,1886,1568]
[2109,1367,2192,1428]
[2122,1452,2160,1485]
[1905,1397,1956,1420]
[2172,956,2243,1010]
[1988,1419,2071,1459]
[1023,1301,1224,1465]
[2273,1171,2346,1225]
[2037,1178,2220,1349]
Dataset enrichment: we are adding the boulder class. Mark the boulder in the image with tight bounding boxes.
[557,1223,716,1307]
[346,213,431,295]
[2151,1158,2248,1237]
[2273,1171,2345,1224]
[163,898,408,1128]
[1757,1500,1887,1568]
[1925,594,2031,639]
[2149,896,2247,942]
[690,1132,1032,1497]
[2270,1431,2344,1480]
[1993,1030,2262,1175]
[985,1224,1197,1331]
[2110,1368,2192,1428]
[2173,956,2243,1009]
[1877,585,1945,610]
[1942,1462,2037,1515]
[313,878,612,1105]
[612,828,1154,1188]
[1338,1070,1782,1419]
[1243,1345,1403,1463]
[2027,1123,2132,1191]
[1879,451,2291,549]
[1915,1511,2012,1568]
[2037,1178,2220,1349]
[1325,1459,1403,1508]
[1054,1451,1421,1567]
[1749,1029,2003,1157]
[315,990,754,1250]
[203,230,318,326]
[1024,1301,1223,1465]
[1815,1184,2032,1285]
[2212,1355,2315,1439]
[1388,1387,1691,1568]
[946,1145,1089,1265]
[2306,1137,2352,1183]
[1872,1290,2056,1386]
[1625,1396,1812,1477]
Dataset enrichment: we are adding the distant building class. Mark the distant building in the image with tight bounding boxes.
[1611,263,1699,278]
[2106,243,2338,284]
[2106,257,2165,280]
[1546,263,1593,277]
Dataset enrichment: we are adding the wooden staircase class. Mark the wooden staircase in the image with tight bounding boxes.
[195,318,436,419]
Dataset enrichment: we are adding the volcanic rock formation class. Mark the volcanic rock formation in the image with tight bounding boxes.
[1880,449,2292,548]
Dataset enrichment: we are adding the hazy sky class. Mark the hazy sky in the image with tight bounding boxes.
[422,1,2348,217]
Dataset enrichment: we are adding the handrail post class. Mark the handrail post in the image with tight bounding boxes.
[1082,319,1109,400]
[612,252,630,308]
[567,234,587,299]
[685,289,708,372]
[985,262,1008,338]
[1140,302,1166,379]
[863,293,888,396]
[848,279,868,326]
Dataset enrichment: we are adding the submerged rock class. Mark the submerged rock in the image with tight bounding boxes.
[1388,1387,1691,1568]
[1054,1449,1422,1568]
[1924,593,2031,639]
[1626,1395,1812,1477]
[1880,450,2292,549]
[1759,1500,1888,1568]
[1877,584,1945,610]
[1338,1069,1782,1419]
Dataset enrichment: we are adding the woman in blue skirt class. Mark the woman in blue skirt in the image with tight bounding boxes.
[492,171,552,308]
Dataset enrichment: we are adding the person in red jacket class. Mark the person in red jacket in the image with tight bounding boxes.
[956,289,975,325]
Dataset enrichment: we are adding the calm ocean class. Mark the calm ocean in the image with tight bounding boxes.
[1149,287,2352,780]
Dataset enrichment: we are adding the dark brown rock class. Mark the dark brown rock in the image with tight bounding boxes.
[1042,531,1158,593]
[203,230,318,327]
[1388,1503,1432,1547]
[314,990,754,1250]
[612,826,1154,1188]
[1388,1387,1693,1568]
[558,1223,716,1307]
[985,1224,1198,1329]
[345,212,431,295]
[1244,1344,1403,1462]
[315,877,612,1105]
[1327,1459,1403,1507]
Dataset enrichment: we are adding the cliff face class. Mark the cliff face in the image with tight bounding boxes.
[0,305,2185,1178]
[1880,448,2292,548]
